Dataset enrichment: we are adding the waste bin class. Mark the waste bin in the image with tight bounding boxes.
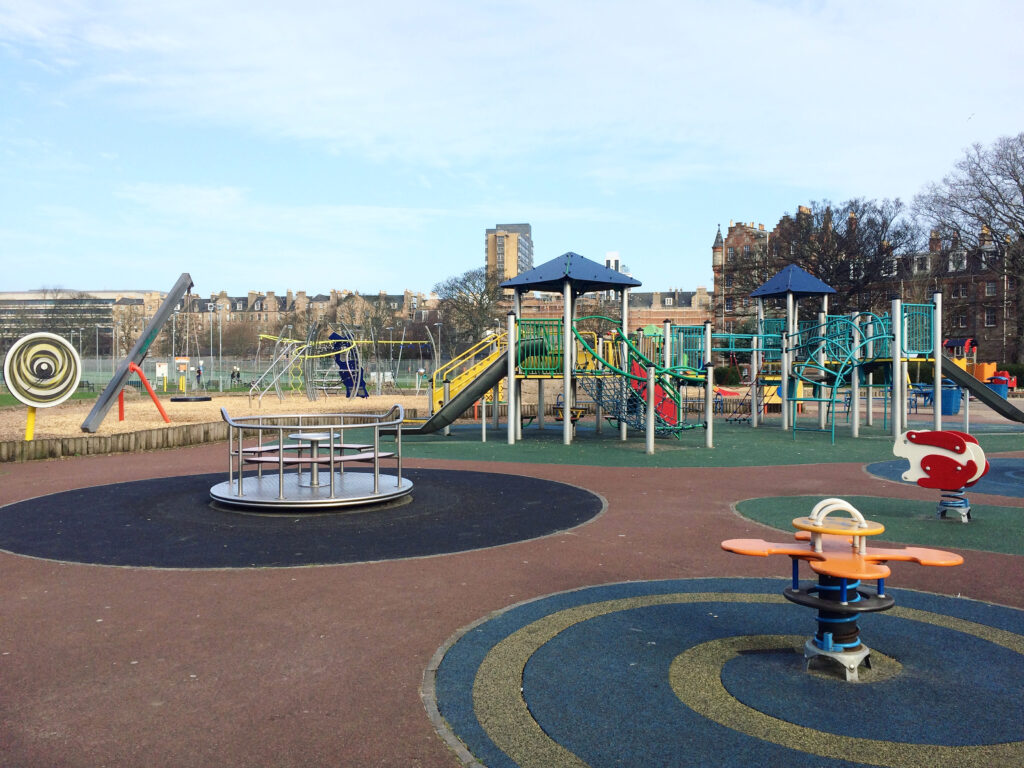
[986,376,1009,400]
[940,385,962,415]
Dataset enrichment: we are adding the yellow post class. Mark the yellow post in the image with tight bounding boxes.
[24,406,36,441]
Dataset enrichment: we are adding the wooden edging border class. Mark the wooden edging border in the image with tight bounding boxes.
[0,407,425,463]
[0,421,231,463]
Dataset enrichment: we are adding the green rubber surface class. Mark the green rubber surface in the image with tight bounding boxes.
[396,421,1024,468]
[735,495,1024,556]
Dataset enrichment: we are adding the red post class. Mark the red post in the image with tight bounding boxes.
[129,362,171,423]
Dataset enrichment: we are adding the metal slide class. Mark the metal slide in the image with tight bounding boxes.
[940,357,1024,423]
[398,349,511,434]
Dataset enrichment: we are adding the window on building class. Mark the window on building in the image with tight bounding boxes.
[914,254,929,273]
[725,298,734,313]
[948,250,967,272]
[984,308,997,327]
[727,247,735,262]
[985,281,997,296]
[254,301,261,311]
[743,245,751,256]
[724,274,733,288]
[663,297,673,306]
[979,249,1000,270]
[957,314,968,328]
[881,257,897,277]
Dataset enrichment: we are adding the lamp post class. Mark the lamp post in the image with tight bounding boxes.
[434,322,443,365]
[94,325,99,375]
[386,326,394,388]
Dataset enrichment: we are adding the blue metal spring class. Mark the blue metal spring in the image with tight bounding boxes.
[938,487,971,521]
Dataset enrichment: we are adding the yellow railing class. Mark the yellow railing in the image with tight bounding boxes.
[431,333,507,413]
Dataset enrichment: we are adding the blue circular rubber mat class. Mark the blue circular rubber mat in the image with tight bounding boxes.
[428,578,1024,767]
[867,457,1024,498]
[0,470,603,568]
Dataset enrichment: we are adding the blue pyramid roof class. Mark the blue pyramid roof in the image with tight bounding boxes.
[750,264,835,299]
[500,252,642,294]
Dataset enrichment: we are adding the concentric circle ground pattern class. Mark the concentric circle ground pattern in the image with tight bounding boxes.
[429,578,1024,768]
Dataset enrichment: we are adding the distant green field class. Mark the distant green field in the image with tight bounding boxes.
[0,390,98,408]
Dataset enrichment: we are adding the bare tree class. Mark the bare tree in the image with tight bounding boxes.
[914,132,1024,361]
[432,267,504,356]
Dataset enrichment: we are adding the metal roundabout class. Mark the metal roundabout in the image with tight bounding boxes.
[210,405,411,510]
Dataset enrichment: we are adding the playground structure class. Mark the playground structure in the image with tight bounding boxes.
[722,497,964,681]
[420,252,717,452]
[248,320,436,405]
[211,405,410,509]
[4,332,83,440]
[414,255,1024,451]
[248,320,369,405]
[895,429,991,523]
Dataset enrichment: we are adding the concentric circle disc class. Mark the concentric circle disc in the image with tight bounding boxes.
[3,332,82,408]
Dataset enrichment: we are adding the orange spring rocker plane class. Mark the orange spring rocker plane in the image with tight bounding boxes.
[722,498,963,681]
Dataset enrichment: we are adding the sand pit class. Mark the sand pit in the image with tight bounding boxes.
[0,391,431,442]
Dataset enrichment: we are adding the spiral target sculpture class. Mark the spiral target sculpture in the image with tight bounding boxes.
[5,332,82,408]
[4,332,82,440]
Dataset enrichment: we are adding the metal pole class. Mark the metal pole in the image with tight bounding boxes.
[818,310,827,431]
[620,338,629,442]
[932,291,942,431]
[537,379,545,430]
[868,315,876,430]
[645,366,655,455]
[704,320,714,449]
[891,297,902,440]
[507,311,516,445]
[620,288,630,443]
[752,299,762,428]
[851,313,860,438]
[595,336,603,434]
[663,318,672,369]
[443,380,451,436]
[563,278,573,446]
[481,384,486,443]
[782,293,793,430]
[705,363,714,448]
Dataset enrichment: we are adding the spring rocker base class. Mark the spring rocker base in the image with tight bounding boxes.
[723,498,962,682]
[894,430,990,524]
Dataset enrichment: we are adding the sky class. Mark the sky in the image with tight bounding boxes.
[2,1,1023,298]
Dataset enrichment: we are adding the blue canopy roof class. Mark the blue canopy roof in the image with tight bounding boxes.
[500,252,642,294]
[750,264,835,299]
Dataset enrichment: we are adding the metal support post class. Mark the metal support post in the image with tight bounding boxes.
[705,363,714,448]
[507,311,517,445]
[932,291,942,430]
[443,381,451,436]
[851,313,860,438]
[891,298,902,440]
[645,366,655,455]
[818,310,827,431]
[752,300,763,428]
[563,279,573,446]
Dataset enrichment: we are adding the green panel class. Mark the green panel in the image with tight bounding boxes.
[518,318,562,375]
